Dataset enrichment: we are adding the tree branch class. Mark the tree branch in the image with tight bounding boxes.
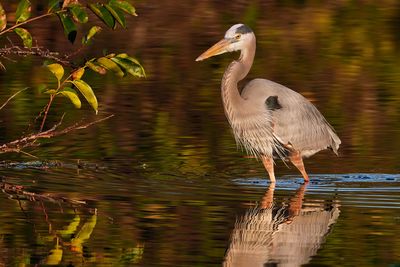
[0,114,114,155]
[0,44,71,66]
[0,87,29,111]
[0,12,57,36]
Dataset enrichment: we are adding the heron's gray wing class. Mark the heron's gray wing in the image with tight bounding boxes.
[242,79,341,157]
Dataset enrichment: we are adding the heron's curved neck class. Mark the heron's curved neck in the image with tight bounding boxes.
[221,39,255,119]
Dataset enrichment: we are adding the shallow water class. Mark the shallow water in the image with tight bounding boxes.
[1,1,400,266]
[1,167,399,266]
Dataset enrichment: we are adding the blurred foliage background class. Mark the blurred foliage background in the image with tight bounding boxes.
[1,0,400,173]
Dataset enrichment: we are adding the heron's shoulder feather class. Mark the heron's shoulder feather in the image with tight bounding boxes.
[241,78,305,102]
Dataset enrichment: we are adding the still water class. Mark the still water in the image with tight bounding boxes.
[1,1,400,266]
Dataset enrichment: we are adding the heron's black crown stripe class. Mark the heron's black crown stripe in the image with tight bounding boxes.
[266,96,282,111]
[236,24,252,34]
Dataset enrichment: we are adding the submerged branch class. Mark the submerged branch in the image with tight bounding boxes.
[0,114,114,155]
[1,180,87,206]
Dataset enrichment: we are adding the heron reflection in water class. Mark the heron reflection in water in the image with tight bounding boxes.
[196,24,341,182]
[223,183,340,267]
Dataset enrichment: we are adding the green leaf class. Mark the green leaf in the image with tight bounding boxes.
[15,0,31,23]
[57,12,77,43]
[14,28,32,48]
[47,63,64,82]
[116,53,143,66]
[85,61,107,75]
[68,4,88,23]
[111,57,145,78]
[109,0,137,16]
[0,3,7,31]
[48,0,61,12]
[104,4,126,28]
[82,26,102,44]
[58,87,81,108]
[71,80,98,113]
[111,54,146,78]
[88,3,115,28]
[96,57,124,77]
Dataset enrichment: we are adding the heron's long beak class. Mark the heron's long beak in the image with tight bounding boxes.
[195,38,231,61]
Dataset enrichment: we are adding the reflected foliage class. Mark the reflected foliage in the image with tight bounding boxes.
[0,178,144,266]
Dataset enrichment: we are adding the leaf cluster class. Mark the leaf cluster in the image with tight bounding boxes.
[0,0,145,133]
[43,53,145,114]
[0,0,137,45]
[44,213,97,265]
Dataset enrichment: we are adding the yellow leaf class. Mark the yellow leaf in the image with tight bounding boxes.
[47,63,64,82]
[58,87,81,109]
[0,3,7,31]
[97,57,124,77]
[71,80,98,113]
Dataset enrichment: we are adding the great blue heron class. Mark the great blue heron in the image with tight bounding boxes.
[196,24,341,183]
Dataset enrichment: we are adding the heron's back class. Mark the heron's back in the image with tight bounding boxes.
[241,79,341,158]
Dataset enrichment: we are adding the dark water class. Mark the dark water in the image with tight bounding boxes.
[1,1,400,266]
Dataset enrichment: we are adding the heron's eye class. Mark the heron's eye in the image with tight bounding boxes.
[234,34,241,40]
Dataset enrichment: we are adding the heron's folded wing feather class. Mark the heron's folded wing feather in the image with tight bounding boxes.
[242,79,341,157]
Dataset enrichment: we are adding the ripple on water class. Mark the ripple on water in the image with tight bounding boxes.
[233,173,400,209]
[233,173,400,186]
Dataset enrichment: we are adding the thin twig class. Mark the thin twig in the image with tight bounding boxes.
[31,104,49,132]
[40,200,51,229]
[65,45,86,59]
[0,87,29,111]
[19,150,39,159]
[0,114,114,155]
[0,13,56,36]
[39,95,56,132]
[0,44,71,66]
[76,114,114,129]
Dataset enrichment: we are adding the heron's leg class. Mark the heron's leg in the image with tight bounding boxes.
[289,152,309,182]
[262,156,276,183]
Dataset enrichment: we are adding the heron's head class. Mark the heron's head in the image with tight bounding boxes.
[196,24,255,61]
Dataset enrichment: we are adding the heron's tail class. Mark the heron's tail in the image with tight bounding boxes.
[328,127,341,155]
